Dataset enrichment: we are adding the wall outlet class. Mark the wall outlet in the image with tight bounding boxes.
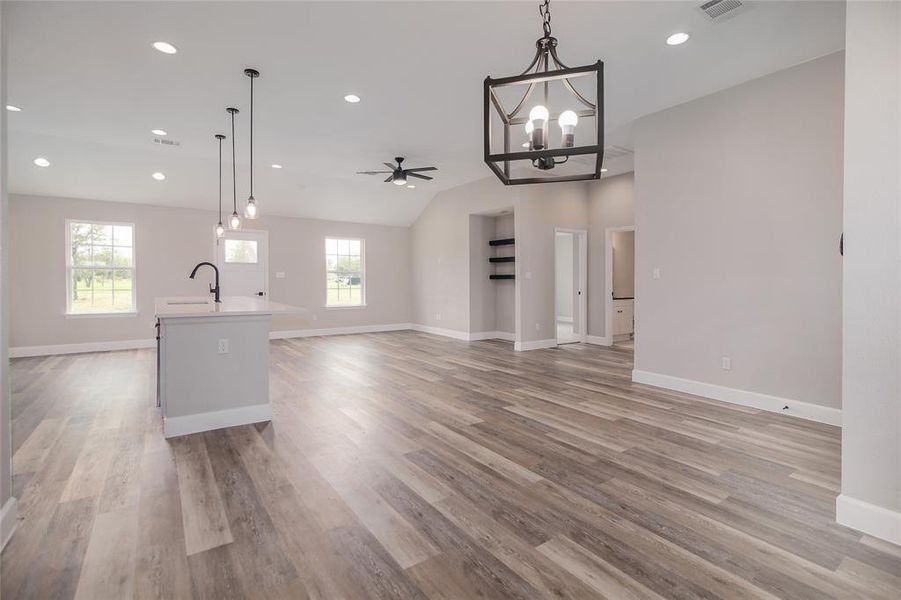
[721,356,732,371]
[535,322,540,331]
[652,267,661,280]
[275,271,286,279]
[218,339,229,354]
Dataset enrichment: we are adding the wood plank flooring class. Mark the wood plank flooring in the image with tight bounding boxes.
[2,331,899,599]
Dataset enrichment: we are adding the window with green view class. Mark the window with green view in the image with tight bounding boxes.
[325,238,364,307]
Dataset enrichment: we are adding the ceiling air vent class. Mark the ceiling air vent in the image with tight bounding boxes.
[153,137,181,147]
[603,145,634,160]
[698,0,748,22]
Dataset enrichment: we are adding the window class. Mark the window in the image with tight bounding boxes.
[66,221,136,314]
[325,238,364,307]
[224,239,258,263]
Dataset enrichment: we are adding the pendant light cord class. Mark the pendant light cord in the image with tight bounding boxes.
[218,136,223,221]
[249,75,254,196]
[230,110,237,213]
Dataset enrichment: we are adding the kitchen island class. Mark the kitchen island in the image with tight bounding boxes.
[155,295,303,438]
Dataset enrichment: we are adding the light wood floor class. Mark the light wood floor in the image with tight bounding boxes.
[3,332,900,599]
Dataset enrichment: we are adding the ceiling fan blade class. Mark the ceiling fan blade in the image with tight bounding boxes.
[405,167,437,172]
[384,175,394,183]
[407,172,433,181]
[357,170,393,175]
[383,162,398,170]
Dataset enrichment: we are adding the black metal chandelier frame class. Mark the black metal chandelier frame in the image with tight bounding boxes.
[484,0,604,185]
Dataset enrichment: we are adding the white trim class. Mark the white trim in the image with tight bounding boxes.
[164,403,272,438]
[632,369,842,426]
[585,335,612,346]
[215,228,270,299]
[410,323,470,341]
[1,498,17,550]
[836,494,901,546]
[514,338,558,352]
[324,236,366,308]
[270,323,411,339]
[11,338,156,358]
[66,219,137,315]
[469,330,515,342]
[556,316,574,323]
[605,225,635,347]
[64,310,140,319]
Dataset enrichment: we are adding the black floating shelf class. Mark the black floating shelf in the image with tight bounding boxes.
[489,238,515,246]
[490,274,515,280]
[489,256,515,263]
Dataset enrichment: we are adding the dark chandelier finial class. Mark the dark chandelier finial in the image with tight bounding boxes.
[483,0,604,185]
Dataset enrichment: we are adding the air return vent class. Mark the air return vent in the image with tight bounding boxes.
[698,0,748,22]
[153,137,181,147]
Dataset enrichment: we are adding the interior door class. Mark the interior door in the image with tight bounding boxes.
[216,229,268,298]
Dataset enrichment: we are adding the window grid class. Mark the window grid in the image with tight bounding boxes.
[325,238,364,307]
[67,221,136,314]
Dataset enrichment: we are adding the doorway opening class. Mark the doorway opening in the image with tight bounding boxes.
[555,229,587,345]
[214,229,269,298]
[605,226,635,348]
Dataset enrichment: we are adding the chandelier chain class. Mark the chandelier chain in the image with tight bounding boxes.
[540,0,551,37]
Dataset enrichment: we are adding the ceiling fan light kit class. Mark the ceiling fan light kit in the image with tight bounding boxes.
[357,156,438,186]
[483,0,604,185]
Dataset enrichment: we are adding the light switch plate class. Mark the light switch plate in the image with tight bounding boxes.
[218,339,229,354]
[652,267,661,280]
[275,271,286,279]
[721,356,731,370]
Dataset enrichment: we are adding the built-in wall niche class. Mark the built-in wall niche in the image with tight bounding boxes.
[489,212,515,280]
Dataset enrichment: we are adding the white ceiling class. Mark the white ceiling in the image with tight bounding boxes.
[7,1,845,226]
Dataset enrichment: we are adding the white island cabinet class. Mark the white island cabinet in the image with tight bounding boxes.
[155,296,303,438]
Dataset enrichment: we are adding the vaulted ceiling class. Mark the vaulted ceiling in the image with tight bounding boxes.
[7,1,845,225]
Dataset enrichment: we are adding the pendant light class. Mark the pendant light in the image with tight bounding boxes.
[243,68,260,219]
[483,0,604,185]
[214,133,226,238]
[227,107,242,230]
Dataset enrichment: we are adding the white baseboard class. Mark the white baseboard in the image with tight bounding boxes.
[410,324,471,341]
[1,497,17,551]
[270,323,412,340]
[631,369,842,427]
[837,494,901,546]
[514,338,558,352]
[585,335,612,346]
[11,338,156,358]
[164,403,272,438]
[469,330,515,342]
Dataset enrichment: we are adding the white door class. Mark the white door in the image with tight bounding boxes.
[215,230,269,298]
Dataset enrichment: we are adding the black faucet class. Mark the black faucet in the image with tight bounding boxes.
[189,262,221,303]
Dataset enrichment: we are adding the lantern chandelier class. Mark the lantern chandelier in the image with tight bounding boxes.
[484,0,604,185]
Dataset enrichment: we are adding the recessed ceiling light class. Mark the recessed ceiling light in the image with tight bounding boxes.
[6,105,22,112]
[344,94,361,103]
[601,168,608,173]
[407,184,416,189]
[271,164,283,169]
[152,172,166,181]
[151,129,167,136]
[666,32,690,46]
[33,157,50,167]
[152,41,178,54]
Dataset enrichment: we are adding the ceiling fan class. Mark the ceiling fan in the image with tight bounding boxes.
[356,157,437,186]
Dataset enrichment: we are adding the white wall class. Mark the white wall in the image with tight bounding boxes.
[494,213,515,335]
[468,214,496,334]
[9,194,412,350]
[612,230,635,299]
[555,233,574,320]
[837,1,901,546]
[587,173,635,338]
[633,52,844,413]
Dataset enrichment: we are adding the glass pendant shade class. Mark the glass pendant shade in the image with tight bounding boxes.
[229,211,242,230]
[244,196,258,219]
[215,222,225,238]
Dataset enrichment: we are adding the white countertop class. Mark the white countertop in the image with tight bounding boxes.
[155,296,306,318]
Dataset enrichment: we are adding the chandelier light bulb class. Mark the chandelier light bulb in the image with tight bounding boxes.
[229,212,242,230]
[559,110,578,147]
[528,105,549,149]
[215,222,225,238]
[244,197,258,219]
